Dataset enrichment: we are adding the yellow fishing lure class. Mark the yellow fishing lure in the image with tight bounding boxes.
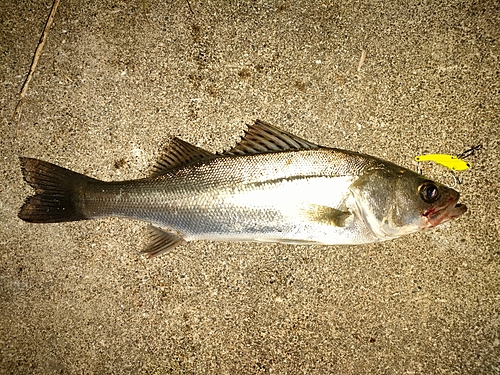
[414,154,471,171]
[415,145,480,185]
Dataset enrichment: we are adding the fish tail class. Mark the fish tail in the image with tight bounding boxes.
[18,157,98,223]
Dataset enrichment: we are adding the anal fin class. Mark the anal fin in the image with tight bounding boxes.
[142,225,185,258]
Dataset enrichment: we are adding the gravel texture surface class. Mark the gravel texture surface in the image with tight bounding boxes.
[1,0,499,373]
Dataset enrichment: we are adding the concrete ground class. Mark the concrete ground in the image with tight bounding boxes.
[1,0,499,373]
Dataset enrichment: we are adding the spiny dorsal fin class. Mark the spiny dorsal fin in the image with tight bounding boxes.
[142,225,185,258]
[151,137,215,176]
[221,120,319,156]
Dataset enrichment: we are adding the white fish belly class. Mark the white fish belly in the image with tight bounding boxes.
[171,175,377,245]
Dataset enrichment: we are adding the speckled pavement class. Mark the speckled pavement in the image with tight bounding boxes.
[1,1,499,373]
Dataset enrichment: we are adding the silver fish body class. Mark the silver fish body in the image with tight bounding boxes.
[19,121,467,256]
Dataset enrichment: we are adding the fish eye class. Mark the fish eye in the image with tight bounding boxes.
[419,181,440,203]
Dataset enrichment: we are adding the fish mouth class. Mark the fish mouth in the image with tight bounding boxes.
[424,196,467,228]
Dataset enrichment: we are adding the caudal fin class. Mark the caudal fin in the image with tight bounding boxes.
[19,157,98,223]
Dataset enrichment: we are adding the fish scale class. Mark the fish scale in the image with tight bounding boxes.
[83,150,364,230]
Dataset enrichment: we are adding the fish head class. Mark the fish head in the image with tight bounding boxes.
[349,165,467,240]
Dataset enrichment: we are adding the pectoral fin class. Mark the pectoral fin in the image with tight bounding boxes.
[302,204,351,227]
[142,225,185,258]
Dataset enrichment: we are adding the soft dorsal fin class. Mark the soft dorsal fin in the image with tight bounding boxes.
[221,120,319,156]
[151,137,215,176]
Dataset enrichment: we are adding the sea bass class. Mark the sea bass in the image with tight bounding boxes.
[19,120,467,257]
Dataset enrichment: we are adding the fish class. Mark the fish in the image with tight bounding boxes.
[18,120,467,257]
